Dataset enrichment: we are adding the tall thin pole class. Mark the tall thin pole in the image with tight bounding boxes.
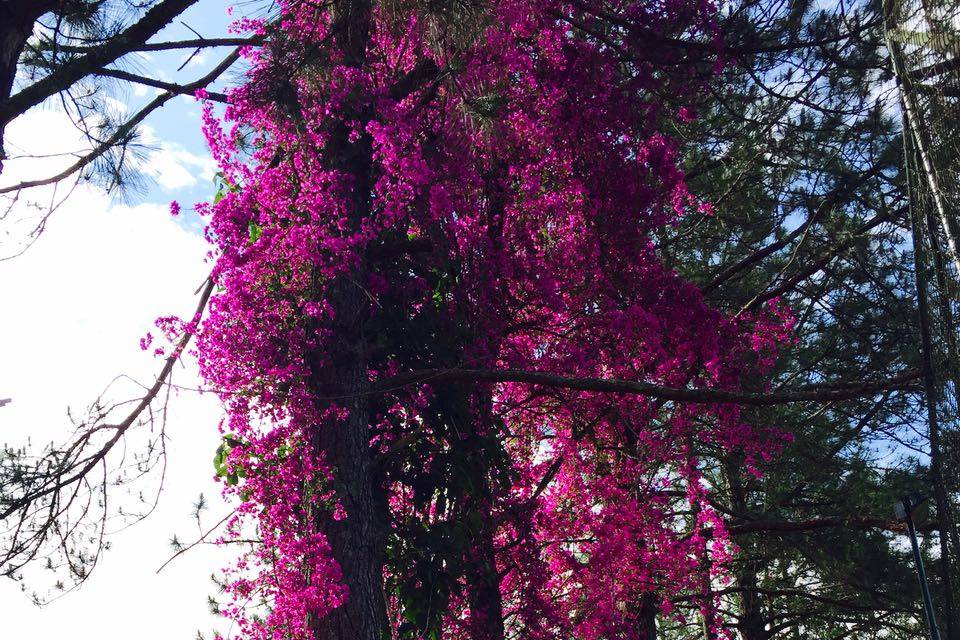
[904,496,943,640]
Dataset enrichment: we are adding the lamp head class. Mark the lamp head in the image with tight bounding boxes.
[894,492,929,520]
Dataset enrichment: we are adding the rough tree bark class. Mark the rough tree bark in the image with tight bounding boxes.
[637,593,659,640]
[462,389,507,640]
[310,289,390,640]
[723,458,770,640]
[0,0,57,158]
[305,3,390,639]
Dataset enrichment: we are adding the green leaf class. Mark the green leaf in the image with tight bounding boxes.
[213,437,243,486]
[248,221,262,244]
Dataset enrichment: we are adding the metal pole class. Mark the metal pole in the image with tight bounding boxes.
[904,496,942,640]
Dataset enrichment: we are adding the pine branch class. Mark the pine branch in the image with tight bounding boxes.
[738,204,904,313]
[703,169,887,295]
[0,0,199,154]
[0,48,240,194]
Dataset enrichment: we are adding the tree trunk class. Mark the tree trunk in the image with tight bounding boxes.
[464,396,506,640]
[0,1,56,159]
[734,558,770,640]
[306,3,389,639]
[637,593,658,640]
[307,159,390,640]
[309,286,389,640]
[466,521,506,640]
[435,380,506,640]
[723,458,770,640]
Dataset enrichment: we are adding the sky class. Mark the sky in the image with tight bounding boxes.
[0,3,253,638]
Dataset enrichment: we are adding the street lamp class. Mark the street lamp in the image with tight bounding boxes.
[894,493,941,640]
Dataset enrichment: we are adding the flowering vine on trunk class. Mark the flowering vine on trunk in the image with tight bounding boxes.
[191,1,793,639]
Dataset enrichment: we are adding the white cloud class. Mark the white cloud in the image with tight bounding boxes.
[102,95,130,116]
[1,107,228,639]
[188,52,210,68]
[0,108,216,204]
[139,126,217,191]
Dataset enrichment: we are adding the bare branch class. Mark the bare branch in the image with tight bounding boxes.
[53,35,263,54]
[370,367,921,406]
[0,277,213,521]
[728,516,938,536]
[93,67,229,102]
[155,510,233,575]
[0,276,214,596]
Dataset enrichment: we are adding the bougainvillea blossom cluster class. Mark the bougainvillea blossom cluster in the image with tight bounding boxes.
[191,2,792,639]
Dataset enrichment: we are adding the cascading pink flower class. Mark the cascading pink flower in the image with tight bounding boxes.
[187,2,793,639]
